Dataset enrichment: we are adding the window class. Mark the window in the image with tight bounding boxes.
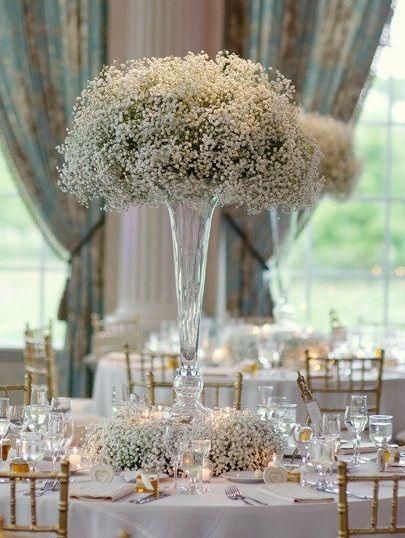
[0,151,67,347]
[288,3,405,332]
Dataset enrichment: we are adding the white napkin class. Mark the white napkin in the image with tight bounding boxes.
[69,482,134,501]
[258,484,334,503]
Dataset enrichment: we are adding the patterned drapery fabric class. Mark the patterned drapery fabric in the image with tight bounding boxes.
[225,0,393,317]
[0,0,108,395]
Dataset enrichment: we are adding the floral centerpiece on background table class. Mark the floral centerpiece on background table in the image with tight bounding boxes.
[83,407,286,476]
[58,51,323,422]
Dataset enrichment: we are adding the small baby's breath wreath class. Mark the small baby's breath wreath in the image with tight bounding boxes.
[58,51,323,214]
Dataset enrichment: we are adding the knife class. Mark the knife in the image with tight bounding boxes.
[130,492,170,504]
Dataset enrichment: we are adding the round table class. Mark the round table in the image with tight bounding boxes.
[92,353,405,436]
[0,471,404,538]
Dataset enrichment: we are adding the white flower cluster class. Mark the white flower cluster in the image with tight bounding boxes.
[58,52,323,214]
[83,407,285,475]
[300,112,360,200]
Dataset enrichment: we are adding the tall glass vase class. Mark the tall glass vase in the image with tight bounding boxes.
[164,198,218,423]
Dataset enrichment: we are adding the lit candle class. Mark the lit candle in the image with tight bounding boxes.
[201,466,211,482]
[68,447,82,467]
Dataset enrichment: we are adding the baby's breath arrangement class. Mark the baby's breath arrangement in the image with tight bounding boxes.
[58,51,322,213]
[300,112,360,200]
[83,407,285,476]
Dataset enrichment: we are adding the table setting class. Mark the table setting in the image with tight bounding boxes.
[2,388,405,538]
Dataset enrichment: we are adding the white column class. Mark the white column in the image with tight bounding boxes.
[105,0,224,330]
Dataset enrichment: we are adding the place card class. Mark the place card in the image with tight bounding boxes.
[263,466,288,484]
[90,463,114,483]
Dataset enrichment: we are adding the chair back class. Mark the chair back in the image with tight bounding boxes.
[305,349,384,414]
[24,321,57,400]
[338,461,405,536]
[0,460,70,537]
[145,371,243,410]
[91,314,142,360]
[0,373,32,405]
[124,344,179,391]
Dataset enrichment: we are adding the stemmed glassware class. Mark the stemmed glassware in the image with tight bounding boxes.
[293,425,313,485]
[28,388,50,432]
[45,414,65,471]
[369,415,393,456]
[163,422,191,491]
[191,439,211,493]
[321,414,341,460]
[344,395,368,465]
[267,396,287,419]
[309,436,335,490]
[20,432,45,472]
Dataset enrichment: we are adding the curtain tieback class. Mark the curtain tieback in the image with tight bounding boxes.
[57,215,105,321]
[223,211,269,271]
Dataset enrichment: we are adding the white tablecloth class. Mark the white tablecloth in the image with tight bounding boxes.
[1,472,404,538]
[92,354,405,435]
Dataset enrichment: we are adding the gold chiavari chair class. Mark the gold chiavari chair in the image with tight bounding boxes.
[305,349,384,414]
[145,371,243,410]
[124,344,179,388]
[0,373,32,405]
[338,461,405,537]
[0,460,70,537]
[91,314,142,361]
[24,321,57,400]
[117,531,131,538]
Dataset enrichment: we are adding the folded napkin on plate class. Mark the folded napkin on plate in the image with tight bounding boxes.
[340,442,376,455]
[258,484,334,503]
[69,482,134,501]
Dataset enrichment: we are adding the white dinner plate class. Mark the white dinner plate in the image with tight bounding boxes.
[222,471,263,483]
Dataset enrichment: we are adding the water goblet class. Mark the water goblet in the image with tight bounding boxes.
[191,439,211,493]
[30,386,48,406]
[267,396,287,419]
[369,414,393,467]
[309,436,335,490]
[20,432,45,472]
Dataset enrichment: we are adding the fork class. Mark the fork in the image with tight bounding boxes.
[23,480,53,497]
[225,486,268,506]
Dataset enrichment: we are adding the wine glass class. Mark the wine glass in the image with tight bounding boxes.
[163,422,191,491]
[30,386,48,406]
[369,415,392,450]
[273,403,297,450]
[46,414,65,471]
[50,397,71,415]
[309,436,335,490]
[20,432,45,472]
[191,439,211,493]
[60,418,75,457]
[344,397,368,465]
[111,384,129,414]
[293,425,313,485]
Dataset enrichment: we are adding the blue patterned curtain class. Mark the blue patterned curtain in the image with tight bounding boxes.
[225,0,393,317]
[0,0,108,395]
